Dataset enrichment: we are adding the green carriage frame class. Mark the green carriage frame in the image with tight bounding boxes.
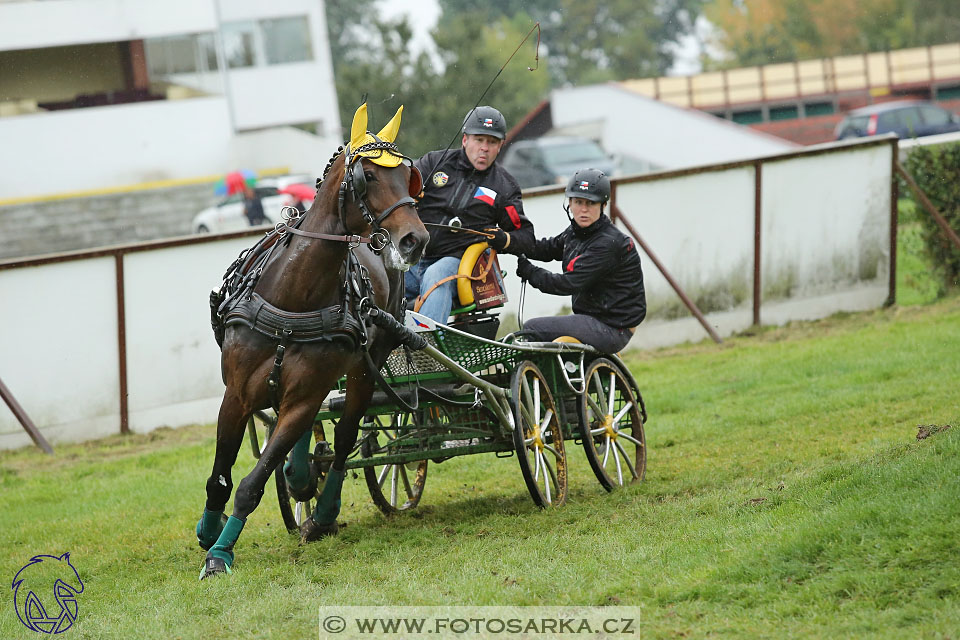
[245,312,648,528]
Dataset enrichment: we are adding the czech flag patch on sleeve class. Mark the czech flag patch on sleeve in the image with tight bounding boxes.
[473,186,497,206]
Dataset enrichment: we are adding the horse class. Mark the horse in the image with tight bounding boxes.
[196,104,430,579]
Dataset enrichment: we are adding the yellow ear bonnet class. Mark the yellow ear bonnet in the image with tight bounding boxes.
[347,104,404,168]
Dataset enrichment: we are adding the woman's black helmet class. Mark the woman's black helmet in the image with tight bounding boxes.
[462,106,507,140]
[565,168,610,204]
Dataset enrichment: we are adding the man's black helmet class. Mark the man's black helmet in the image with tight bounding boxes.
[565,168,610,204]
[462,106,507,140]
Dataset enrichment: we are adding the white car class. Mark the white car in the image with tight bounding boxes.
[191,174,315,234]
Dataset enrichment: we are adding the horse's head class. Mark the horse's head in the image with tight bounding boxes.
[337,104,429,270]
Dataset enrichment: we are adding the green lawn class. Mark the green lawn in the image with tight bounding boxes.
[2,291,958,639]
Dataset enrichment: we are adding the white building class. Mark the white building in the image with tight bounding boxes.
[518,83,797,175]
[0,0,341,199]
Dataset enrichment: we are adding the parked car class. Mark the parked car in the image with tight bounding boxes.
[834,101,960,140]
[500,136,616,189]
[192,174,314,233]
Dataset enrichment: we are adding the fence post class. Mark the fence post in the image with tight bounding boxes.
[610,203,722,344]
[753,161,762,326]
[0,375,53,454]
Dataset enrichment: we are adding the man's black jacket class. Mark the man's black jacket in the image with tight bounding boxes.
[415,148,535,259]
[523,214,646,329]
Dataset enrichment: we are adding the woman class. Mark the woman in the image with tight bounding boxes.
[516,168,645,353]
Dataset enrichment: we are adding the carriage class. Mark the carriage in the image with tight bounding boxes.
[244,263,648,528]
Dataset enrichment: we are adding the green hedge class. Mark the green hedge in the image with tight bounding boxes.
[901,142,960,288]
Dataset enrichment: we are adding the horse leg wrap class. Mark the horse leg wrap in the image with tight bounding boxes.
[283,429,314,498]
[312,467,345,525]
[196,509,225,550]
[207,515,245,567]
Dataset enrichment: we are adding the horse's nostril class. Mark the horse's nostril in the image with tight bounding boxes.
[399,231,427,263]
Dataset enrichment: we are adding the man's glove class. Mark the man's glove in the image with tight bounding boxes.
[516,255,535,281]
[484,228,510,252]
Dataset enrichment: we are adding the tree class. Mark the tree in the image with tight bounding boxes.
[324,0,703,156]
[429,11,550,147]
[437,0,703,85]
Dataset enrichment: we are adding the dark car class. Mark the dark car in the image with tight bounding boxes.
[834,101,960,140]
[500,136,616,189]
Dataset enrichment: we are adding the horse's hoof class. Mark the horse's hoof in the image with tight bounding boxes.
[299,516,339,543]
[286,471,318,503]
[199,555,232,580]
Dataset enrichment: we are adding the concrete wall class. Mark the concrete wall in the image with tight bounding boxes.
[0,138,896,450]
[501,138,894,349]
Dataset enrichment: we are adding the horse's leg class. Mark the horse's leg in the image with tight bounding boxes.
[201,398,322,579]
[196,389,248,551]
[300,365,376,542]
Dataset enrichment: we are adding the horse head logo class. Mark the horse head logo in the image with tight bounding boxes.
[12,553,84,634]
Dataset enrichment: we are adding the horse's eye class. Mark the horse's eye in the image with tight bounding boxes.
[364,171,376,182]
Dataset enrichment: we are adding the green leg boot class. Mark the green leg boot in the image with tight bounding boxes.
[300,467,345,542]
[196,509,225,551]
[200,516,244,580]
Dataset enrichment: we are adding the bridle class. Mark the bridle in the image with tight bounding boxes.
[276,137,421,256]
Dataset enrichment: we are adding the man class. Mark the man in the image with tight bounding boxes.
[516,168,645,354]
[406,106,535,322]
[242,184,266,226]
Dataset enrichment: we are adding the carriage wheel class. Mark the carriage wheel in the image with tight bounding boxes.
[578,358,646,491]
[511,361,567,508]
[361,411,428,515]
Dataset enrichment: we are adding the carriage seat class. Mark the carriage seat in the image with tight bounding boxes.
[552,336,582,344]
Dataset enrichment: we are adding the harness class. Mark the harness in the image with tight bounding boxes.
[209,140,427,412]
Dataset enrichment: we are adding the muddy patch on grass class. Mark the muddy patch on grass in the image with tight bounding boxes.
[916,424,952,440]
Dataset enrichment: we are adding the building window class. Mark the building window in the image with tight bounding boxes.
[198,34,219,72]
[262,17,313,65]
[145,33,219,76]
[222,22,258,69]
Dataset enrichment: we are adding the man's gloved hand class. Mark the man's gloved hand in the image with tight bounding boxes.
[516,255,535,281]
[484,228,510,252]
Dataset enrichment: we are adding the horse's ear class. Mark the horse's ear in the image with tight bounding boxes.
[376,105,403,143]
[350,103,368,151]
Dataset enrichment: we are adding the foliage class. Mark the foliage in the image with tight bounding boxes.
[2,297,959,637]
[897,199,945,305]
[324,7,442,156]
[901,142,960,290]
[705,0,960,67]
[438,0,703,85]
[324,1,704,155]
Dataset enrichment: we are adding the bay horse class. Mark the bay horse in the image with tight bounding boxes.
[196,104,429,579]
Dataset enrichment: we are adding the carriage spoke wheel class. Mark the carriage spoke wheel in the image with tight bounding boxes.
[578,358,646,491]
[361,412,427,515]
[511,361,567,508]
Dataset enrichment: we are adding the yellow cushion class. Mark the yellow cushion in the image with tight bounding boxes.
[456,242,490,306]
[553,336,582,344]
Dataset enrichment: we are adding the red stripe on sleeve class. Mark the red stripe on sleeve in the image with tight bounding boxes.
[566,255,582,272]
[505,205,521,230]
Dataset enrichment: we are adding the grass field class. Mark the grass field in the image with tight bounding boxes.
[2,292,958,638]
[2,210,958,639]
